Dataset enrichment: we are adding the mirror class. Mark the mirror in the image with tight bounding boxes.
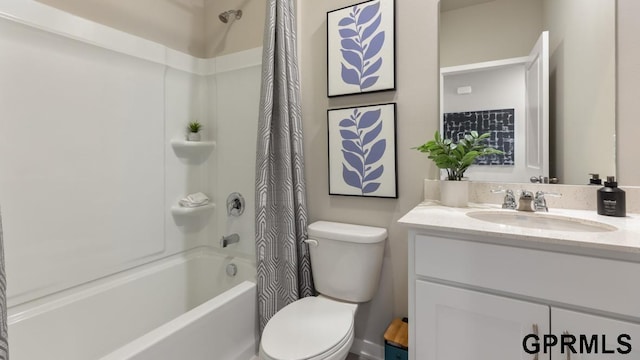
[439,0,616,185]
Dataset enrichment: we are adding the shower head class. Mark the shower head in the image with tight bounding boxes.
[218,10,242,23]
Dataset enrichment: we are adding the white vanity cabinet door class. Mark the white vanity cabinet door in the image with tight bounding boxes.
[551,308,640,359]
[415,280,550,360]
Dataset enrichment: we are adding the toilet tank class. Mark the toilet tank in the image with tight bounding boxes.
[307,221,387,303]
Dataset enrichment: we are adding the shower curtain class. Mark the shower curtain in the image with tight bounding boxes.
[0,210,8,359]
[255,0,314,334]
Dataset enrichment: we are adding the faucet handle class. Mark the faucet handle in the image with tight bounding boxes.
[533,191,561,212]
[492,188,517,209]
[535,191,562,198]
[491,188,516,197]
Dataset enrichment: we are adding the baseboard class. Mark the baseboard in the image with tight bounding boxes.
[350,338,384,360]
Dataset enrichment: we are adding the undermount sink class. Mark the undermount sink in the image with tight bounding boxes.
[466,211,618,233]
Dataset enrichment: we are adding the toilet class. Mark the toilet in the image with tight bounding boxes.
[259,221,387,360]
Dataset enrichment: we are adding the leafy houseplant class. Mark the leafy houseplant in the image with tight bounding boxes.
[415,130,503,181]
[187,121,202,141]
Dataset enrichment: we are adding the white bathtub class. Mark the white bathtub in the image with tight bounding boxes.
[8,247,258,360]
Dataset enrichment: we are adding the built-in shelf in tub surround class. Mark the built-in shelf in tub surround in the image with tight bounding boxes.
[170,140,216,160]
[170,203,216,216]
[399,202,640,257]
[171,140,216,149]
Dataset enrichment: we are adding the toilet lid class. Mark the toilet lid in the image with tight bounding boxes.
[261,297,354,360]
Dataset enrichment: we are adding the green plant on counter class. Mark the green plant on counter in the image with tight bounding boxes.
[188,121,202,133]
[414,130,503,181]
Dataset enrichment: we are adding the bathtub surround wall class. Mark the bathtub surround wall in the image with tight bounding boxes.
[0,209,7,360]
[0,14,164,306]
[0,1,260,308]
[212,49,263,258]
[255,0,314,334]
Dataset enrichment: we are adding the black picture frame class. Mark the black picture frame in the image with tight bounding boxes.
[327,103,398,198]
[326,0,396,97]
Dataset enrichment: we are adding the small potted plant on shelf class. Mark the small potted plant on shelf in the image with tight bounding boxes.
[187,121,202,141]
[414,130,503,207]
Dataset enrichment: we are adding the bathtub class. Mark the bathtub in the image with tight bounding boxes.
[7,247,258,360]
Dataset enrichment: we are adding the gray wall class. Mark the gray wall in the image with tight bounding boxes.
[36,0,266,58]
[617,0,640,185]
[440,0,543,67]
[299,0,438,348]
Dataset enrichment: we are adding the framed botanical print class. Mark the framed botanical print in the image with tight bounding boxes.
[327,103,397,198]
[327,0,396,97]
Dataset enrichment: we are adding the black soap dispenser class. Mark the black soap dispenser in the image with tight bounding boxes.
[597,176,626,217]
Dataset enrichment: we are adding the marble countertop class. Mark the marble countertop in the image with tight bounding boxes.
[398,202,640,255]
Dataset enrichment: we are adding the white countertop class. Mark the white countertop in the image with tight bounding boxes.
[398,201,640,255]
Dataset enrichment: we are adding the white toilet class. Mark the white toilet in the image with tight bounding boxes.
[259,221,387,360]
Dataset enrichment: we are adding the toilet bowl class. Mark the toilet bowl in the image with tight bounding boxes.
[259,221,387,360]
[259,296,357,360]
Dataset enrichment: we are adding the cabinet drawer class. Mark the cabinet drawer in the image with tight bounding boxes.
[551,307,640,359]
[414,234,640,318]
[415,280,550,360]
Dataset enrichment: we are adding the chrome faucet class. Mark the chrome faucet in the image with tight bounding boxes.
[517,190,535,212]
[494,188,562,212]
[220,233,240,247]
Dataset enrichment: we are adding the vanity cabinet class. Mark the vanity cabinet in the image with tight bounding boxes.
[407,231,640,360]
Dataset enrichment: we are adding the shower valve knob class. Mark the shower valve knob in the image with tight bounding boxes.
[226,192,245,217]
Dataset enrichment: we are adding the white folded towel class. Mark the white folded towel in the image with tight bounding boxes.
[179,192,210,207]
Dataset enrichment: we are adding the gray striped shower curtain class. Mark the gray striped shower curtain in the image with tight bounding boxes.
[254,0,315,335]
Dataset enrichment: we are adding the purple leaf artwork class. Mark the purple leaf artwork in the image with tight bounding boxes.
[338,1,385,91]
[328,103,396,198]
[339,108,386,194]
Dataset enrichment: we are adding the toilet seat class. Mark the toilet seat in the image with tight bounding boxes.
[260,296,355,360]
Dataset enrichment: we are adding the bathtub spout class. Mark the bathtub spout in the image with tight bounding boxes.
[221,233,240,247]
